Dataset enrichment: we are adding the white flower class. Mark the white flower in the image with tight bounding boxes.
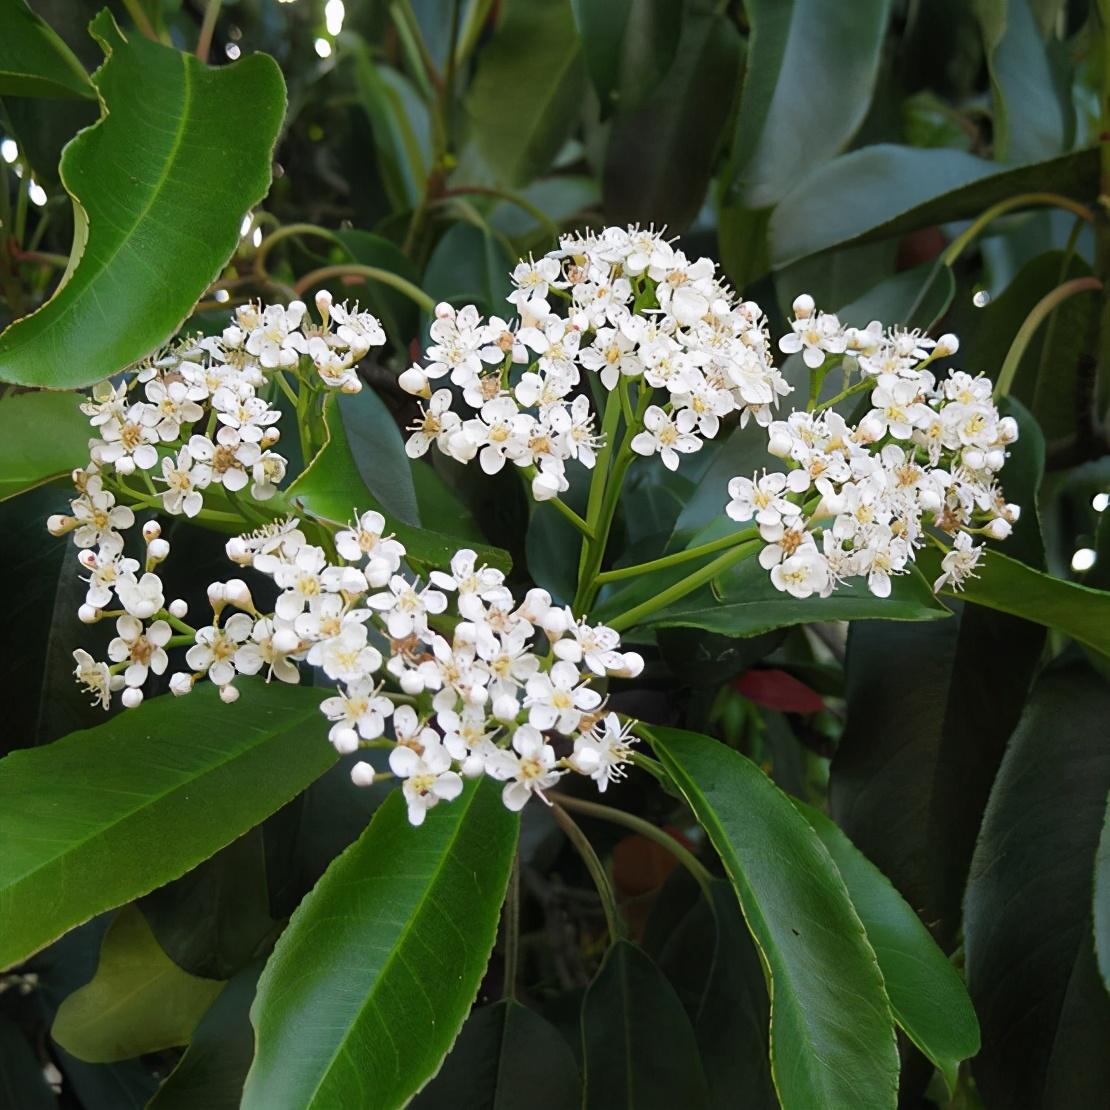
[552,617,625,676]
[484,725,563,811]
[726,472,800,530]
[243,301,308,368]
[80,548,140,609]
[769,548,831,599]
[188,429,261,494]
[778,309,847,369]
[570,713,638,791]
[71,479,134,550]
[330,301,386,357]
[116,571,165,619]
[144,378,204,439]
[367,575,448,639]
[234,617,301,684]
[933,531,982,592]
[159,447,209,517]
[524,660,601,734]
[306,620,383,684]
[320,678,394,750]
[107,616,171,687]
[186,613,254,686]
[335,510,406,586]
[630,406,701,471]
[390,739,464,826]
[429,549,512,621]
[72,648,111,709]
[405,390,460,458]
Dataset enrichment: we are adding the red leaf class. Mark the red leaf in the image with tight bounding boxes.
[733,669,824,714]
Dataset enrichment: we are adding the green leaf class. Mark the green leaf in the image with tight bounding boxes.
[0,11,285,389]
[976,0,1071,163]
[0,391,89,500]
[412,999,581,1109]
[1095,796,1110,994]
[0,0,93,99]
[148,962,262,1110]
[0,681,333,969]
[829,609,1044,943]
[964,660,1110,1106]
[794,802,980,1094]
[571,0,683,119]
[729,0,892,208]
[602,6,741,232]
[242,779,519,1109]
[770,145,1097,267]
[581,939,709,1110]
[332,228,422,347]
[466,0,585,187]
[917,546,1110,656]
[52,906,224,1063]
[288,392,511,572]
[423,220,514,318]
[647,726,899,1110]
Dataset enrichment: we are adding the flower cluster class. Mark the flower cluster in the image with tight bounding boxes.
[398,226,791,500]
[49,291,385,710]
[726,297,1019,599]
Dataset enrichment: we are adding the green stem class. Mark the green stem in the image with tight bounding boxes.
[440,185,561,243]
[995,276,1102,399]
[595,528,758,584]
[195,0,222,62]
[814,377,872,414]
[254,223,342,282]
[156,610,196,636]
[574,388,624,608]
[941,192,1094,267]
[550,799,624,943]
[119,0,159,40]
[607,539,762,633]
[292,263,436,313]
[522,471,594,537]
[553,793,713,895]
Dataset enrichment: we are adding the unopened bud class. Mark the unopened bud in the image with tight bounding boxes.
[169,672,194,697]
[169,598,189,619]
[935,333,959,357]
[792,293,815,320]
[350,760,376,787]
[768,429,793,458]
[261,427,281,448]
[492,694,520,722]
[207,582,227,609]
[142,520,162,542]
[985,517,1012,540]
[219,683,240,704]
[114,456,136,476]
[147,538,170,564]
[78,604,100,624]
[224,578,253,610]
[225,537,252,565]
[1003,503,1021,523]
[47,514,76,536]
[77,549,98,570]
[398,366,431,398]
[315,288,333,321]
[400,670,425,696]
[332,728,359,754]
[121,687,144,709]
[434,301,454,319]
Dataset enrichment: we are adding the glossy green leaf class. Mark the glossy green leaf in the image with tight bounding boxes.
[1095,797,1110,994]
[0,391,89,500]
[770,145,1097,266]
[581,939,709,1110]
[288,393,511,572]
[829,608,1043,943]
[965,660,1110,1107]
[0,0,93,99]
[977,0,1071,163]
[332,227,421,347]
[413,999,580,1109]
[647,726,899,1110]
[917,546,1110,656]
[571,0,682,118]
[466,0,585,187]
[52,906,224,1063]
[0,681,332,969]
[423,222,514,318]
[0,11,285,389]
[148,962,262,1110]
[729,0,892,208]
[242,779,519,1109]
[602,6,740,232]
[795,802,980,1094]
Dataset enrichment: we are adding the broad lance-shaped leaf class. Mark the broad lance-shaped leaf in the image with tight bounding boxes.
[964,660,1110,1107]
[0,681,333,969]
[915,546,1110,657]
[580,940,709,1110]
[0,0,94,99]
[0,391,89,501]
[290,392,511,573]
[0,11,285,389]
[52,906,224,1064]
[794,801,979,1095]
[646,726,899,1110]
[242,779,519,1110]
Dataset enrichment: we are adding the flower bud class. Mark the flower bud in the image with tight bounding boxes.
[398,365,431,398]
[541,607,569,639]
[962,448,986,470]
[492,694,520,722]
[147,538,170,564]
[47,514,76,536]
[109,674,126,692]
[856,414,885,444]
[350,761,376,787]
[224,578,253,610]
[315,288,333,321]
[142,520,162,542]
[400,670,425,696]
[121,687,144,709]
[207,581,227,610]
[985,517,1012,540]
[225,537,252,565]
[984,448,1006,471]
[617,651,644,678]
[935,333,959,357]
[1004,503,1021,523]
[792,293,815,320]
[434,301,454,320]
[768,429,793,457]
[78,604,100,624]
[169,672,194,697]
[997,417,1019,443]
[272,628,300,655]
[216,683,237,704]
[169,598,189,619]
[261,427,281,448]
[77,549,98,570]
[332,728,359,754]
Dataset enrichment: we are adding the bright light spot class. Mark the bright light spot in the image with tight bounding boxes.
[1072,547,1097,572]
[28,181,47,207]
[314,37,332,58]
[251,227,262,248]
[325,0,345,36]
[0,139,17,164]
[1093,492,1109,513]
[972,290,990,308]
[240,214,253,238]
[225,43,241,60]
[214,289,230,303]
